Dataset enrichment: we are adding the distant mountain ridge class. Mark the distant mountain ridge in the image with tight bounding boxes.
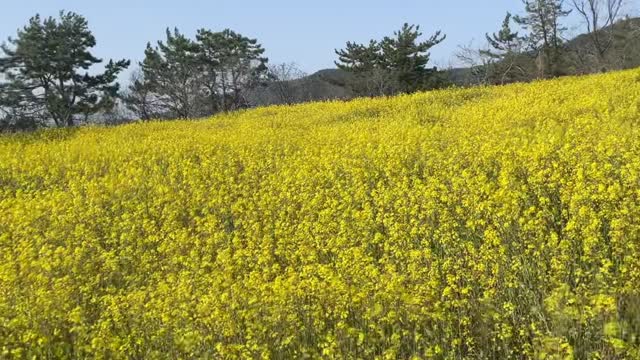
[249,17,640,106]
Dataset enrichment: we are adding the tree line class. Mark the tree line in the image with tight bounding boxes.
[458,0,634,85]
[0,12,273,130]
[0,0,636,130]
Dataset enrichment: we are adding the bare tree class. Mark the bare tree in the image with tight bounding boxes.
[455,37,531,86]
[122,68,167,120]
[571,0,624,64]
[454,43,493,86]
[266,62,308,105]
[481,13,532,84]
[246,62,315,106]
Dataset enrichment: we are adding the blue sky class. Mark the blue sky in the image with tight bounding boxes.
[1,0,638,79]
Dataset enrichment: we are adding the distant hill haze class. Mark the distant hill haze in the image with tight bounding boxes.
[248,69,355,106]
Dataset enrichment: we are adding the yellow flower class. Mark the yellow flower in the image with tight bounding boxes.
[1,69,640,358]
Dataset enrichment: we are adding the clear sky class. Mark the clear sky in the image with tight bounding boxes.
[1,0,639,78]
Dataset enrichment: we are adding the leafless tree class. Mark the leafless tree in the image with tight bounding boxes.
[455,41,531,86]
[570,0,625,62]
[454,43,493,86]
[96,99,135,126]
[122,68,167,120]
[339,68,399,97]
[266,62,308,105]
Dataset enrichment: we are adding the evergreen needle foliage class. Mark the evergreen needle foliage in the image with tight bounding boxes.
[0,11,129,128]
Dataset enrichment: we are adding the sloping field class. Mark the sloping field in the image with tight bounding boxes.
[1,70,640,358]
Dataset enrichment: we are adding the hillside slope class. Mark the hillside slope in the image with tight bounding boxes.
[2,70,640,358]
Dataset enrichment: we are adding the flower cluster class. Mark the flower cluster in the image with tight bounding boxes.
[1,70,640,358]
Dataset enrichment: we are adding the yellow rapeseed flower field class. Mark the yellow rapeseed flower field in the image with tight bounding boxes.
[2,69,640,359]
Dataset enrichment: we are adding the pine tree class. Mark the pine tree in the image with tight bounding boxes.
[380,23,446,93]
[484,13,521,57]
[335,40,382,73]
[481,13,528,84]
[196,29,268,112]
[335,40,393,96]
[132,28,269,118]
[0,11,129,127]
[335,24,445,96]
[140,28,205,119]
[514,0,572,78]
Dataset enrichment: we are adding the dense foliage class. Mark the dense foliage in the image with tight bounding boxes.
[127,27,268,120]
[1,70,640,358]
[335,23,446,97]
[0,11,129,128]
